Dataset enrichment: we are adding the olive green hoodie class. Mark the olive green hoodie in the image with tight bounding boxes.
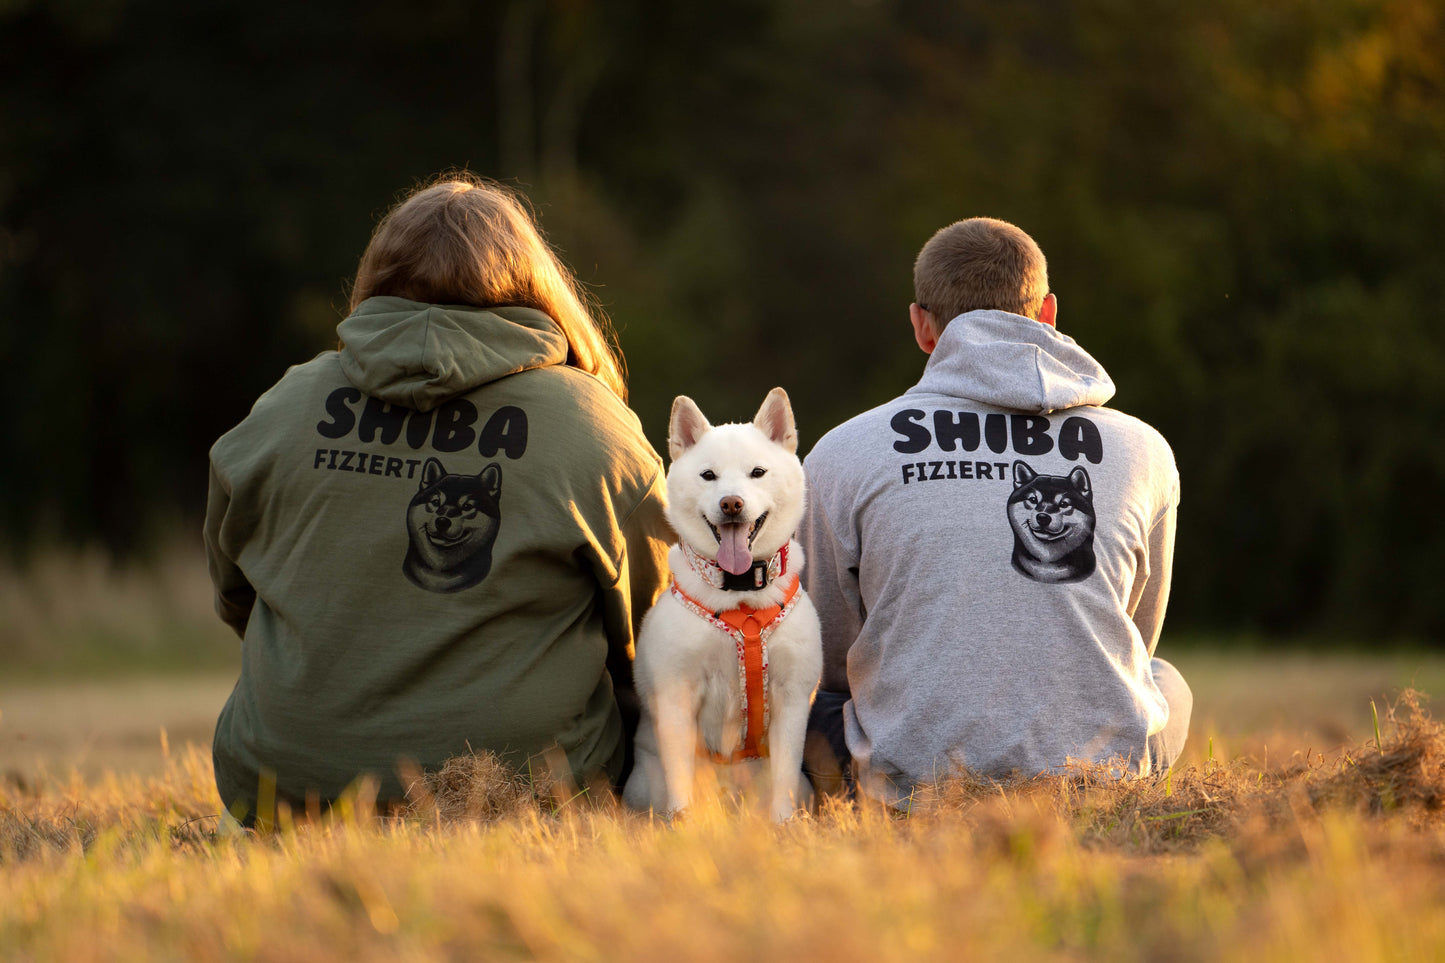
[205,297,670,819]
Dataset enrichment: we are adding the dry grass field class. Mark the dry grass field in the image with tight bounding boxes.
[3,547,1445,961]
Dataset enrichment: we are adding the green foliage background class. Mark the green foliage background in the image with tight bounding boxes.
[2,0,1441,638]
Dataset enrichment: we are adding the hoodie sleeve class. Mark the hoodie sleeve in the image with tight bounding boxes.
[601,469,672,739]
[203,461,256,640]
[1128,496,1178,657]
[800,469,864,694]
[611,469,672,643]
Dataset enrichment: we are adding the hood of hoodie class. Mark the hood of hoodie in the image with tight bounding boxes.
[337,297,569,411]
[907,309,1116,413]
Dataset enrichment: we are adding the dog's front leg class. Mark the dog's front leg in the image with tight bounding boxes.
[766,688,812,822]
[652,678,700,817]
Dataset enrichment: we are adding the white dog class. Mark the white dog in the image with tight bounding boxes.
[623,388,822,822]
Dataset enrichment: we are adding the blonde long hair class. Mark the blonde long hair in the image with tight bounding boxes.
[349,172,628,401]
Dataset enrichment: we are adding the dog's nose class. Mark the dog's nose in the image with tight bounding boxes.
[1036,513,1051,529]
[436,516,452,532]
[720,495,744,517]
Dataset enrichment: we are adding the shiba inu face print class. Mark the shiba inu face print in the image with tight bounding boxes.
[1007,460,1096,583]
[403,457,502,593]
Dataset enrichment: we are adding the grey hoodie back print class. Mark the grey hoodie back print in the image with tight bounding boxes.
[800,309,1180,798]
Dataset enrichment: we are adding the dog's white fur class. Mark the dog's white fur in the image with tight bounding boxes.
[623,388,822,821]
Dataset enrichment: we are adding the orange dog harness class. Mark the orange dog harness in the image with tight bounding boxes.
[669,574,801,763]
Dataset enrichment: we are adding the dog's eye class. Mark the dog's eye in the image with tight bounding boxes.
[700,470,716,481]
[750,467,767,478]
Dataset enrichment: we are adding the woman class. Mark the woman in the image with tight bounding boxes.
[204,174,671,823]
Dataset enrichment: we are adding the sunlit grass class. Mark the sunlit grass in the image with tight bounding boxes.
[3,693,1445,961]
[5,545,1445,959]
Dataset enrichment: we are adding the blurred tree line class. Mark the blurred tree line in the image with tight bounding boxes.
[2,0,1442,639]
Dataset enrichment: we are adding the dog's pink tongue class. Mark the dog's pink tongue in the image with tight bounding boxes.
[715,522,753,575]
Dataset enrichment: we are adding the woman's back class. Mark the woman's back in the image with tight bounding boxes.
[205,181,669,820]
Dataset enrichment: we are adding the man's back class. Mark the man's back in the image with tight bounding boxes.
[802,309,1180,801]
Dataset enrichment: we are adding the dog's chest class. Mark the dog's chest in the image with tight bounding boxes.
[694,611,814,753]
[643,591,800,741]
[693,650,741,748]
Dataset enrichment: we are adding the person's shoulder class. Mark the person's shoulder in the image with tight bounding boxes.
[805,397,906,468]
[1081,405,1178,500]
[512,365,663,471]
[1088,405,1175,462]
[540,365,652,435]
[211,352,341,459]
[256,352,342,404]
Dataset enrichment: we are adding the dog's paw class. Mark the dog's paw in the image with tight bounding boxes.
[659,807,688,827]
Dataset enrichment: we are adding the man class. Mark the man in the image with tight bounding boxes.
[801,217,1190,804]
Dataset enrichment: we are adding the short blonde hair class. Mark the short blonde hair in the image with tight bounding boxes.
[913,217,1049,330]
[349,172,628,401]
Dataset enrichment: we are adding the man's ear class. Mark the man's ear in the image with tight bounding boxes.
[669,395,712,462]
[909,303,938,354]
[1037,292,1058,328]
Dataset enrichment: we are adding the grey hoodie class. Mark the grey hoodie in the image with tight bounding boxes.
[801,310,1179,799]
[206,297,670,820]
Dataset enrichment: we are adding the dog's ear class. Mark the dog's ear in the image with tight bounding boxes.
[1068,466,1091,500]
[752,387,798,454]
[669,395,712,461]
[420,457,446,490]
[478,463,502,500]
[1012,460,1035,489]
